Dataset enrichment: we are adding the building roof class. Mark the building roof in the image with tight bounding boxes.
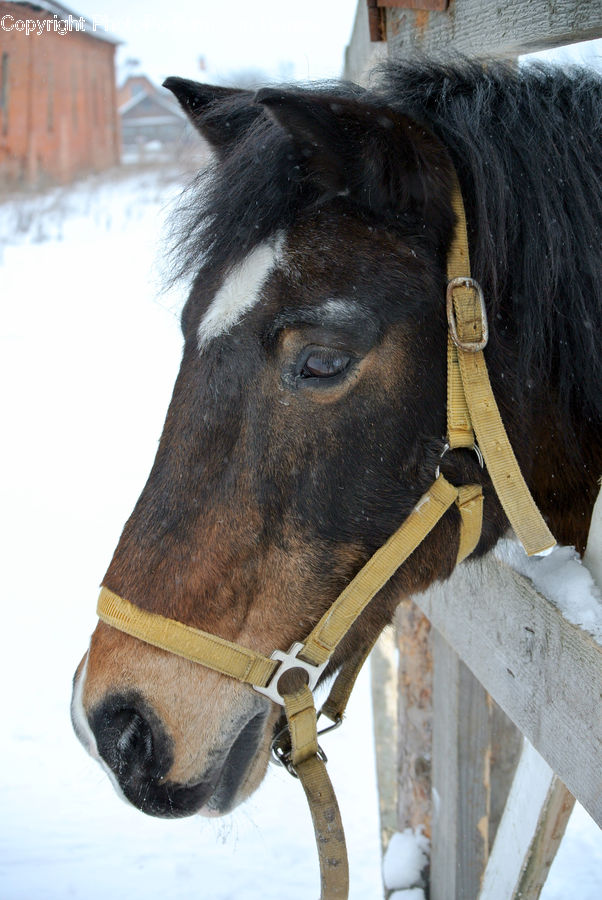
[119,91,187,120]
[120,74,157,93]
[6,0,121,44]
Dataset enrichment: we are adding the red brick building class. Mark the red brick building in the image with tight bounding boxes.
[0,0,120,185]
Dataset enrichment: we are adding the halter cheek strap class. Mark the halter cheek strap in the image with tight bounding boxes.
[445,181,555,556]
[94,175,555,900]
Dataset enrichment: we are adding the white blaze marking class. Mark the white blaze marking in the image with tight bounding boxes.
[197,234,285,350]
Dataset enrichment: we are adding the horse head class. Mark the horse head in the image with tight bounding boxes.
[71,67,601,819]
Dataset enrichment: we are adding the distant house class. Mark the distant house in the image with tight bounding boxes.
[118,75,188,151]
[0,0,120,185]
[117,74,157,108]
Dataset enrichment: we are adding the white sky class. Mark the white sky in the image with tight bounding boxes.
[84,0,359,86]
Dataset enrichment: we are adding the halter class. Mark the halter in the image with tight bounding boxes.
[96,175,555,900]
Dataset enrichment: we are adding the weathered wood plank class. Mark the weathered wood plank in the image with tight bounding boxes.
[488,702,523,849]
[431,631,491,900]
[414,555,602,826]
[370,626,400,857]
[479,740,575,900]
[514,780,574,899]
[395,602,433,838]
[386,0,602,58]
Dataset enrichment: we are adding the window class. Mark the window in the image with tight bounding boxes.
[91,74,98,126]
[47,63,54,133]
[1,53,9,135]
[72,67,79,130]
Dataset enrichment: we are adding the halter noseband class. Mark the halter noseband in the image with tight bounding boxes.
[96,175,555,900]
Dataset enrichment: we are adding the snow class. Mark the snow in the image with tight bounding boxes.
[1,166,600,899]
[389,888,425,900]
[584,484,602,589]
[389,891,425,900]
[382,828,429,891]
[494,536,602,644]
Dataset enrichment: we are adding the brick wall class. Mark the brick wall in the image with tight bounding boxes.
[0,3,120,185]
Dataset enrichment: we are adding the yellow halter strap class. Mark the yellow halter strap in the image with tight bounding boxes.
[445,178,555,557]
[97,472,469,900]
[95,175,555,900]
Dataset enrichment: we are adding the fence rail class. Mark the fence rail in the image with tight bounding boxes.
[417,555,602,827]
[344,0,602,83]
[385,0,602,59]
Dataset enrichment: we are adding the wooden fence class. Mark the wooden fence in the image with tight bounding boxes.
[371,512,601,898]
[343,2,602,896]
[345,1,602,84]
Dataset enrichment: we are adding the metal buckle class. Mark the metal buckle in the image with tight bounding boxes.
[253,641,329,706]
[435,441,484,479]
[446,276,489,351]
[270,722,296,776]
[271,736,328,778]
[270,713,341,778]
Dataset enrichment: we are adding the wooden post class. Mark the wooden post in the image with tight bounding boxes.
[479,741,575,900]
[431,632,491,899]
[488,703,523,848]
[395,602,433,837]
[371,626,400,858]
[344,0,388,83]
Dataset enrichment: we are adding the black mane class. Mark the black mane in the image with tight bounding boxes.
[171,59,602,424]
[374,60,602,426]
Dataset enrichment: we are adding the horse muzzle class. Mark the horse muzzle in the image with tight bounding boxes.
[71,653,272,818]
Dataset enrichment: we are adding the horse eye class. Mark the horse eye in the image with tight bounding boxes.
[300,349,351,379]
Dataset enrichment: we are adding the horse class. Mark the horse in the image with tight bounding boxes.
[71,59,601,835]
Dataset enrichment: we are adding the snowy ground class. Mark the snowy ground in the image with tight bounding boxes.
[0,167,600,898]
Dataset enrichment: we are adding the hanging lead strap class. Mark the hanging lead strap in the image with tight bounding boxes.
[283,685,349,900]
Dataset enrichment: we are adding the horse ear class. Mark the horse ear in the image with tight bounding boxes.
[255,88,453,218]
[163,77,257,154]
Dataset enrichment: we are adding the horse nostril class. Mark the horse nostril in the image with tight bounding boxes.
[113,709,154,767]
[89,694,171,783]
